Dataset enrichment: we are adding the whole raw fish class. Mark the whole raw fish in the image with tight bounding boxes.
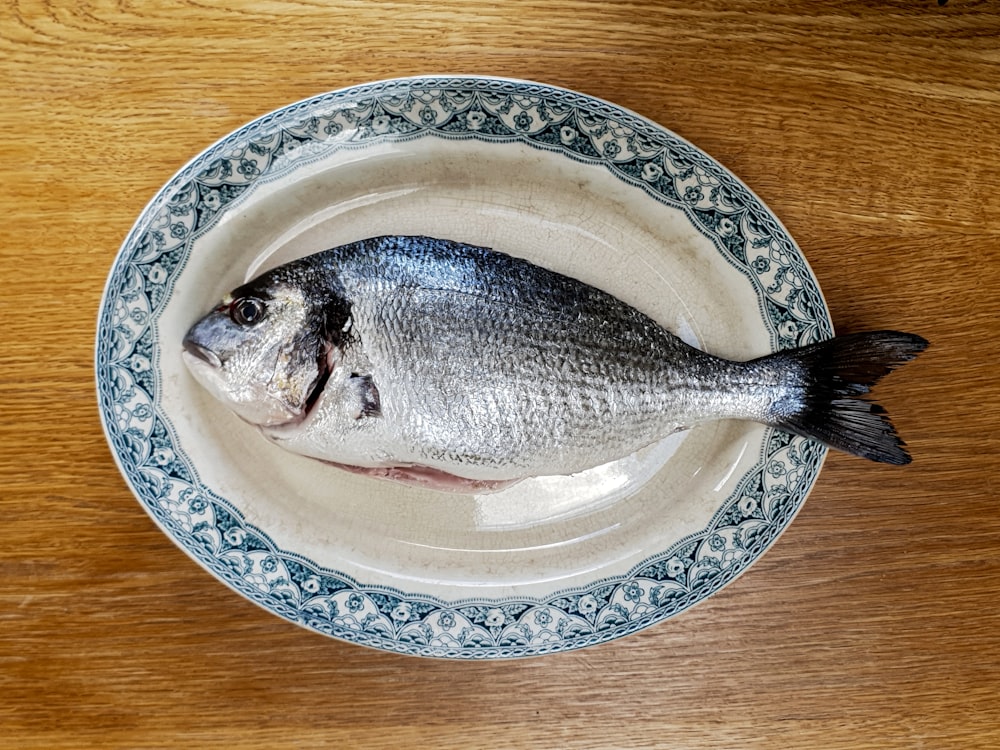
[182,236,927,491]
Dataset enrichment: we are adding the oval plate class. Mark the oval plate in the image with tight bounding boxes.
[96,76,832,658]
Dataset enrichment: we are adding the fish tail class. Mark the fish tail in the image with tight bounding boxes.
[757,331,929,464]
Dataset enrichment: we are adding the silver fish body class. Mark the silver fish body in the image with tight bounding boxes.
[183,236,926,488]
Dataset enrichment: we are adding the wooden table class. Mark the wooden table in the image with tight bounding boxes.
[3,2,998,747]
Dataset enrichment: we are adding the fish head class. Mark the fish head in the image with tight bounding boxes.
[182,270,343,427]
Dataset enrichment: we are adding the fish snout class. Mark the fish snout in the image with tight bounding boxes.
[182,310,236,369]
[182,335,222,369]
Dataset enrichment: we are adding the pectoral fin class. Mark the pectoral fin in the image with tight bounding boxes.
[349,373,381,419]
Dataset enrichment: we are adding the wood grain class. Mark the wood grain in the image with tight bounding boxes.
[2,1,998,748]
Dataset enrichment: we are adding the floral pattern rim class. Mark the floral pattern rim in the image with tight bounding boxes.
[96,76,831,659]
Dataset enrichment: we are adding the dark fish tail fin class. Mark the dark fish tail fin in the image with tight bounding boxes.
[760,331,928,464]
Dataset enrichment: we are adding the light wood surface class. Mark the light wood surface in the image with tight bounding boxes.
[2,1,999,748]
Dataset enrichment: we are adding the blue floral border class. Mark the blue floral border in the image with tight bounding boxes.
[96,77,831,659]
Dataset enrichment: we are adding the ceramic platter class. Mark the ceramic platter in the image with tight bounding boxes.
[96,76,832,658]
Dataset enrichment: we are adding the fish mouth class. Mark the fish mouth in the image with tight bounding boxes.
[182,337,222,369]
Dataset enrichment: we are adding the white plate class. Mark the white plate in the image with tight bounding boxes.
[96,76,832,658]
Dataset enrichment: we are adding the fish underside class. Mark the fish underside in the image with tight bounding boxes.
[182,236,927,493]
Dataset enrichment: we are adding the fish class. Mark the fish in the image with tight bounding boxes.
[182,235,928,492]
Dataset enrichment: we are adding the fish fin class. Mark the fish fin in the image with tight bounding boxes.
[349,374,381,419]
[761,331,928,464]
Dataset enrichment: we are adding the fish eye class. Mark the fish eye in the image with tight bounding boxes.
[230,297,266,326]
